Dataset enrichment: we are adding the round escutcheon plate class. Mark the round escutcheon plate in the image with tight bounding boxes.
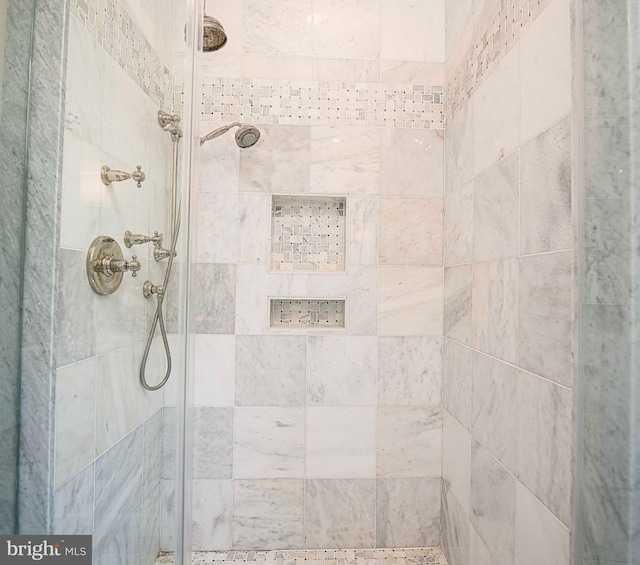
[86,235,124,295]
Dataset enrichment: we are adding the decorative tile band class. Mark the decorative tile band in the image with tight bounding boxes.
[70,0,173,109]
[446,0,552,121]
[201,78,445,130]
[271,196,346,272]
[270,299,346,329]
[155,546,448,564]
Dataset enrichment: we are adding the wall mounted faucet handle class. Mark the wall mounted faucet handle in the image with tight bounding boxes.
[124,230,163,248]
[101,165,146,188]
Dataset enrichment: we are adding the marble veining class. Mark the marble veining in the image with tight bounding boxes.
[192,408,233,479]
[444,265,472,346]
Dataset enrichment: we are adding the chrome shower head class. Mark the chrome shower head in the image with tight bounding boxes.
[235,125,260,148]
[203,15,227,52]
[200,122,261,148]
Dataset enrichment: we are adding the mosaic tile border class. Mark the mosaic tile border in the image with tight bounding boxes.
[70,0,173,109]
[270,299,346,329]
[201,79,445,130]
[446,0,552,121]
[154,547,448,565]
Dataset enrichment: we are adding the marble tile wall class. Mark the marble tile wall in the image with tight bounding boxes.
[190,0,446,550]
[53,0,183,563]
[441,0,574,563]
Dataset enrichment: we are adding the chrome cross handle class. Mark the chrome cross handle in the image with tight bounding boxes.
[101,165,146,188]
[92,254,141,277]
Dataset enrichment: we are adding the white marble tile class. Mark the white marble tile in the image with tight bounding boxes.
[518,251,574,387]
[194,334,235,407]
[94,427,144,550]
[305,479,375,549]
[162,408,176,480]
[55,358,96,488]
[160,479,175,551]
[376,477,441,547]
[470,441,516,565]
[233,479,305,549]
[445,180,474,266]
[64,18,104,143]
[306,407,376,478]
[96,345,161,455]
[310,126,380,195]
[520,0,572,142]
[378,266,443,336]
[517,371,573,526]
[191,479,232,551]
[520,116,572,255]
[234,407,305,478]
[197,193,238,264]
[59,133,103,250]
[442,339,473,428]
[442,482,471,565]
[192,407,233,479]
[379,198,443,266]
[143,410,163,497]
[472,259,519,364]
[473,151,519,261]
[242,55,313,80]
[471,352,517,473]
[238,193,270,264]
[381,128,444,197]
[243,0,312,57]
[56,248,96,367]
[442,411,472,515]
[307,336,377,405]
[239,125,310,193]
[473,47,520,176]
[311,0,380,60]
[446,0,473,57]
[192,263,236,334]
[515,482,570,565]
[312,58,380,82]
[377,407,442,477]
[234,265,308,335]
[235,336,306,405]
[380,61,445,84]
[381,0,445,62]
[347,196,379,267]
[199,119,240,193]
[444,265,472,346]
[141,484,161,565]
[94,508,141,565]
[307,267,378,336]
[378,337,442,406]
[53,463,94,535]
[445,100,474,194]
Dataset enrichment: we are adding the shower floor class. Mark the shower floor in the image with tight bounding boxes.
[154,547,448,565]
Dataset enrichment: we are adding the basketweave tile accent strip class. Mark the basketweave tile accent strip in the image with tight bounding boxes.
[201,79,445,130]
[270,299,346,329]
[70,0,173,109]
[446,0,552,122]
[154,547,449,564]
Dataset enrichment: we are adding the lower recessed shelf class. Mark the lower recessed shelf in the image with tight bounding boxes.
[270,298,346,329]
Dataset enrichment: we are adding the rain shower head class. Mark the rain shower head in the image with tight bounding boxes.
[200,122,261,148]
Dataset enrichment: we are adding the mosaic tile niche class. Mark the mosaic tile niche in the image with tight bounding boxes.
[270,195,347,272]
[270,299,346,329]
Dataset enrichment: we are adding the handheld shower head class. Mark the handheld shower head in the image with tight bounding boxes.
[200,123,261,148]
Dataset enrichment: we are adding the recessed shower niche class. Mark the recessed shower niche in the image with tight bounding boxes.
[270,195,346,272]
